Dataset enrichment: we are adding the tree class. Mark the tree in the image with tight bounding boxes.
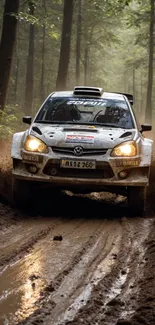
[40,0,47,102]
[0,0,19,111]
[145,0,155,123]
[76,0,82,85]
[24,0,35,115]
[56,0,74,90]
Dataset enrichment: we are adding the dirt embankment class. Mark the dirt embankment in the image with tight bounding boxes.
[0,138,155,325]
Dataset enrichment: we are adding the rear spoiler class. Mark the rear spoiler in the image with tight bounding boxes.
[114,92,133,105]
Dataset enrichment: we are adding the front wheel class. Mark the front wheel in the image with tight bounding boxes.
[12,177,31,208]
[127,186,146,217]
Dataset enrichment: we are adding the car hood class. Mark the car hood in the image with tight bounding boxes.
[30,123,136,149]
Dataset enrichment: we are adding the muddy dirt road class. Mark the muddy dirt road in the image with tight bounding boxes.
[1,145,155,325]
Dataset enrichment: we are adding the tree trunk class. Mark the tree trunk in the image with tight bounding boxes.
[145,0,155,123]
[40,24,46,102]
[76,0,82,85]
[0,0,19,111]
[15,58,19,103]
[24,1,35,115]
[40,0,46,102]
[133,65,136,109]
[140,68,143,116]
[56,0,74,90]
[84,46,89,85]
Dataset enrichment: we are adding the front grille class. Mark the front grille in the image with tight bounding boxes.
[52,147,107,156]
[43,160,114,179]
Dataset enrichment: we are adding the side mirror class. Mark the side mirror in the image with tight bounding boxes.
[129,99,133,105]
[22,116,32,125]
[140,124,152,132]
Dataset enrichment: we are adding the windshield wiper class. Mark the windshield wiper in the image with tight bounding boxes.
[35,120,126,129]
[93,123,125,128]
[35,120,75,124]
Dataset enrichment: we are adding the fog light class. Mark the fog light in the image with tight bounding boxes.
[27,165,38,174]
[118,170,128,179]
[50,168,57,176]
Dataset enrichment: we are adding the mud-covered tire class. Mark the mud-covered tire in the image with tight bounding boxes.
[127,186,146,216]
[12,177,32,208]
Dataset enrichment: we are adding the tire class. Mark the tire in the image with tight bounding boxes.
[127,186,146,217]
[12,177,31,208]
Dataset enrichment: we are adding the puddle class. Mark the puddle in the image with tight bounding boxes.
[0,254,46,325]
[0,218,103,324]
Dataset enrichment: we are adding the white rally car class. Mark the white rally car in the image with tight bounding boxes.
[11,86,153,215]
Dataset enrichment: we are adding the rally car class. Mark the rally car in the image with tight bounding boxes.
[11,86,153,215]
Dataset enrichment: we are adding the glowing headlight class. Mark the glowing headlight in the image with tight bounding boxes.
[111,141,137,157]
[24,135,49,153]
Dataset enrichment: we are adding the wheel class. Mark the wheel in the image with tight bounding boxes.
[12,177,31,208]
[127,186,146,216]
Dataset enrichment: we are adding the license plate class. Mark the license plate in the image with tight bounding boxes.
[61,159,96,169]
[22,153,43,163]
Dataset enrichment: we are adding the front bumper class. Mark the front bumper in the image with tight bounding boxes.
[12,150,150,190]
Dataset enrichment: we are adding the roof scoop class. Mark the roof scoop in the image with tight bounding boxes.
[73,86,103,97]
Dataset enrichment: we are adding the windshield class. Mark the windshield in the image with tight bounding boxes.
[35,97,134,129]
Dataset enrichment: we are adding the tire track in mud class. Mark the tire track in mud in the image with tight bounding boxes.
[39,217,153,325]
[59,217,152,325]
[0,217,105,324]
[0,205,154,325]
[1,215,151,325]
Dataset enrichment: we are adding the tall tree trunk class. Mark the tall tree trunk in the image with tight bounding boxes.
[0,0,19,112]
[133,65,136,109]
[76,0,82,85]
[56,0,74,90]
[83,25,92,85]
[145,0,155,123]
[15,58,19,103]
[24,1,35,115]
[140,68,143,116]
[40,24,46,102]
[40,0,46,102]
[84,46,89,85]
[14,30,19,104]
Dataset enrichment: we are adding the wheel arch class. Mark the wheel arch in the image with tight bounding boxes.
[11,131,28,160]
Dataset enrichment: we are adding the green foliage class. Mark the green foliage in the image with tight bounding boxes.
[0,105,23,139]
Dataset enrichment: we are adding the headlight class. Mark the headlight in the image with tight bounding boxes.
[111,141,137,157]
[24,135,49,153]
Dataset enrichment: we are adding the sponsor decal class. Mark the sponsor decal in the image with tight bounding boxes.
[66,134,94,144]
[22,153,43,163]
[67,100,106,106]
[115,159,140,167]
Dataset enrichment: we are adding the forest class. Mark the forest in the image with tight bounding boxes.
[1,2,155,324]
[0,0,154,139]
